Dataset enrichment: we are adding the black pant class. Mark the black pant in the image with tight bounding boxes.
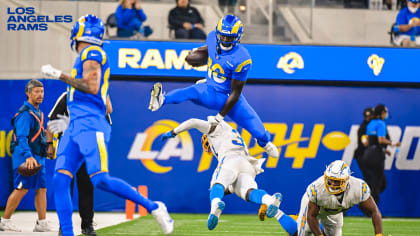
[70,162,94,229]
[359,146,387,204]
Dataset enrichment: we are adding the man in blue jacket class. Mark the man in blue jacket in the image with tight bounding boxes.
[0,80,54,232]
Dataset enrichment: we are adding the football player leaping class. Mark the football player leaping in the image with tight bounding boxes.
[161,116,295,232]
[266,160,383,236]
[149,15,279,159]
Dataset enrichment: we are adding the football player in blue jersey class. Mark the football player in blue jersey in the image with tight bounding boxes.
[149,15,279,158]
[41,15,173,236]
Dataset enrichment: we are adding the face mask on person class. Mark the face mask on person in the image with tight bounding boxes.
[384,113,389,121]
[408,6,419,14]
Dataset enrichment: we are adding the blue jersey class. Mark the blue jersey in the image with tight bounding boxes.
[396,8,420,36]
[68,45,110,129]
[205,30,252,93]
[366,119,386,137]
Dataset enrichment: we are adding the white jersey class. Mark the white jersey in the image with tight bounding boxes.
[173,118,263,173]
[174,118,250,161]
[306,176,371,216]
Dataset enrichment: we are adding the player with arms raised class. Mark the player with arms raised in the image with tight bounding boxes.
[149,15,279,158]
[41,15,173,236]
[161,116,295,231]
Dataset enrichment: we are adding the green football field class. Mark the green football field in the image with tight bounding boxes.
[96,213,420,236]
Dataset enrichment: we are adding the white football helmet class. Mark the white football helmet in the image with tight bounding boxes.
[324,160,351,194]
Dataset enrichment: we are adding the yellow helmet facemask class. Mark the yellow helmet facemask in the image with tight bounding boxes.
[324,160,351,194]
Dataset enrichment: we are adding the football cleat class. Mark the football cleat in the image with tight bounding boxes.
[266,193,282,218]
[151,201,174,235]
[258,204,267,221]
[207,200,225,230]
[148,82,165,111]
[263,142,279,158]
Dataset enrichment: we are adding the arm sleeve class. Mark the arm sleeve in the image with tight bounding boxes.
[377,121,386,137]
[360,181,371,202]
[193,7,204,24]
[174,119,211,135]
[232,59,252,81]
[396,10,407,25]
[136,8,147,22]
[48,92,68,120]
[307,184,318,204]
[168,8,184,29]
[15,112,33,159]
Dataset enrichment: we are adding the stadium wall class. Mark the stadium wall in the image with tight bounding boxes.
[1,79,419,217]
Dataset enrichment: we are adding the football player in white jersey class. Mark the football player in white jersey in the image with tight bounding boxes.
[161,116,296,232]
[294,160,382,236]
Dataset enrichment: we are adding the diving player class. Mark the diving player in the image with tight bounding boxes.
[292,160,382,236]
[161,116,293,231]
[149,15,279,158]
[41,15,173,236]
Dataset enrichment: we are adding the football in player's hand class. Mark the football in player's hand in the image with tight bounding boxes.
[17,163,42,177]
[185,46,208,67]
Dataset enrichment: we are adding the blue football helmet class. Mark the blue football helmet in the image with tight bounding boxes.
[215,15,244,52]
[70,14,104,50]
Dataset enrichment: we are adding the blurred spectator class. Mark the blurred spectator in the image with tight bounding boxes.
[393,0,420,46]
[169,0,206,40]
[115,0,152,38]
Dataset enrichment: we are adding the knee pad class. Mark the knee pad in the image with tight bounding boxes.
[90,172,111,190]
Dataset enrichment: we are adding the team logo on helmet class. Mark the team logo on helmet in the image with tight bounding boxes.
[215,15,244,52]
[70,14,104,50]
[324,160,351,194]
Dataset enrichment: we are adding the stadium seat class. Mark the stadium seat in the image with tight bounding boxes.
[388,22,399,46]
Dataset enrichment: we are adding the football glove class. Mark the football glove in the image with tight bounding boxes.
[208,113,224,126]
[161,130,176,141]
[41,64,62,79]
[48,114,69,134]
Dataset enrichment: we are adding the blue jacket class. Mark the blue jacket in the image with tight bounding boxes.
[115,5,147,31]
[11,101,47,169]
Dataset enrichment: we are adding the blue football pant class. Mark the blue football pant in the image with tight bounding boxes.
[163,83,271,147]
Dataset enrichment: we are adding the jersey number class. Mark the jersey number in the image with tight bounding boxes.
[231,129,245,147]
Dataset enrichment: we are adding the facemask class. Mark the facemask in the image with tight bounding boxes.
[384,114,389,121]
[408,6,418,14]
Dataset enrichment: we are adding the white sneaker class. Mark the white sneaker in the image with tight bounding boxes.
[33,219,54,232]
[207,198,225,230]
[151,201,174,235]
[0,217,22,232]
[148,82,165,111]
[263,142,279,158]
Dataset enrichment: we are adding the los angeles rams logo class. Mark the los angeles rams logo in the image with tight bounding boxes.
[127,120,193,174]
[277,52,304,74]
[367,54,385,76]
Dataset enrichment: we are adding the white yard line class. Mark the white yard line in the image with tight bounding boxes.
[0,211,130,236]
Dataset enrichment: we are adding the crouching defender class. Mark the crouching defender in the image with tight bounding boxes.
[263,160,382,236]
[161,117,295,231]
